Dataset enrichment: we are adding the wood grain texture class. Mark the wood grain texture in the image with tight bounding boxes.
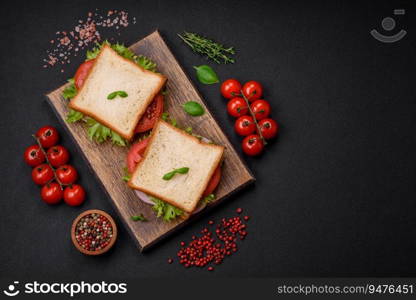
[46,30,255,251]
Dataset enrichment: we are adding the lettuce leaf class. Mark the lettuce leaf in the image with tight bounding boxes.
[86,41,157,72]
[62,78,77,100]
[66,109,84,123]
[151,197,183,222]
[85,117,126,146]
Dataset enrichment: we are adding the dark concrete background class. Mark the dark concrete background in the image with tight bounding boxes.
[0,0,415,280]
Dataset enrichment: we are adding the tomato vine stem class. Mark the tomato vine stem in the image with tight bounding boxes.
[239,90,267,146]
[32,134,68,190]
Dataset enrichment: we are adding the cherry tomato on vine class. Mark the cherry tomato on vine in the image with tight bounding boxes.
[242,134,264,156]
[250,99,270,120]
[24,145,45,167]
[41,182,63,205]
[259,118,279,139]
[234,115,256,136]
[47,145,70,167]
[74,59,95,89]
[227,97,248,118]
[56,165,78,185]
[242,81,263,102]
[32,164,54,185]
[36,126,59,148]
[221,79,242,99]
[64,184,86,206]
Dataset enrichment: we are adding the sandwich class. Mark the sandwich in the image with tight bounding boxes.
[127,119,224,220]
[62,42,166,145]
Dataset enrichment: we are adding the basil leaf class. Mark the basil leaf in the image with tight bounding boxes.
[162,171,176,180]
[183,101,204,116]
[193,65,219,84]
[131,214,147,222]
[107,91,117,99]
[176,167,189,174]
[163,167,189,180]
[107,91,128,100]
[118,91,128,98]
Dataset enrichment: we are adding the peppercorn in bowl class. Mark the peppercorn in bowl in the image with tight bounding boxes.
[71,209,117,255]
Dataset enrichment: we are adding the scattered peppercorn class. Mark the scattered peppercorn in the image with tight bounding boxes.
[171,210,249,271]
[244,215,249,221]
[168,258,173,264]
[236,208,243,214]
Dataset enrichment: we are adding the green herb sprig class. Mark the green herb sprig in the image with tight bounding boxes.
[178,32,236,64]
[163,167,190,180]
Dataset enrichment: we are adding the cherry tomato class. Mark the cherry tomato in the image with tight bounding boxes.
[227,97,248,118]
[250,99,271,120]
[242,81,263,102]
[202,166,222,197]
[36,126,59,148]
[234,115,256,136]
[221,79,242,99]
[74,59,95,89]
[47,145,70,167]
[64,184,86,206]
[56,165,78,185]
[32,164,54,185]
[41,182,63,205]
[242,134,264,156]
[259,118,279,139]
[24,145,45,167]
[135,94,164,133]
[127,138,150,174]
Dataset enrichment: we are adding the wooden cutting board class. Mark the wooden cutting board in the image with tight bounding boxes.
[46,30,255,251]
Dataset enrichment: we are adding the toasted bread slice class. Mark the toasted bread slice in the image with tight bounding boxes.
[128,120,224,213]
[69,45,166,140]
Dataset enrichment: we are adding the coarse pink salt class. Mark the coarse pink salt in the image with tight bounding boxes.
[43,9,134,71]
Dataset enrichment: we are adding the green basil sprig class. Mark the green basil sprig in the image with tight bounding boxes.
[163,167,190,180]
[183,101,204,116]
[107,90,128,100]
[193,65,219,84]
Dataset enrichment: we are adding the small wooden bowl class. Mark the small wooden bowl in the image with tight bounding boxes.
[71,209,118,255]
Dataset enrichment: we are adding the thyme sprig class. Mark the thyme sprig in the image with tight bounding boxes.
[178,32,235,64]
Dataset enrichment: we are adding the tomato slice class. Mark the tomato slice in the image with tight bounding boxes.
[202,166,222,197]
[135,93,164,133]
[74,59,95,89]
[127,138,150,173]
